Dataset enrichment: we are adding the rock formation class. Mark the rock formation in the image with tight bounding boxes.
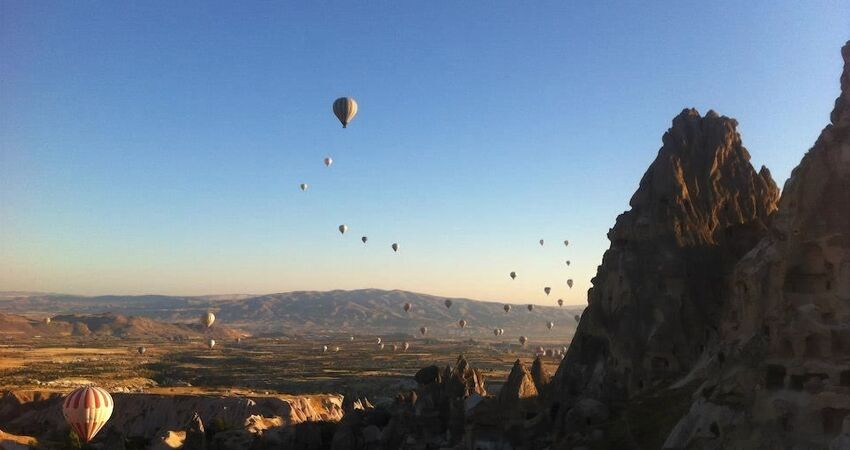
[663,40,850,450]
[548,82,781,446]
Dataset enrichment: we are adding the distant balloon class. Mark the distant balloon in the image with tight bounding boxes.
[420,326,428,336]
[300,183,309,191]
[208,339,216,349]
[574,314,581,323]
[504,304,511,313]
[333,97,358,128]
[444,299,453,309]
[458,319,467,329]
[376,337,382,344]
[527,304,534,312]
[565,260,571,266]
[536,346,545,355]
[361,236,368,244]
[403,302,412,313]
[236,337,243,344]
[391,243,399,253]
[334,346,341,353]
[392,344,398,352]
[322,345,328,353]
[500,328,505,336]
[62,386,113,443]
[539,239,545,246]
[493,328,500,336]
[544,287,551,295]
[338,224,348,235]
[558,299,564,307]
[563,240,569,247]
[324,157,333,167]
[519,336,528,346]
[137,346,146,355]
[402,342,410,352]
[547,321,555,330]
[43,317,51,325]
[378,343,385,350]
[509,271,517,280]
[567,279,574,289]
[350,336,355,341]
[201,312,215,328]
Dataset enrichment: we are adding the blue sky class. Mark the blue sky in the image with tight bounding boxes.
[1,1,847,304]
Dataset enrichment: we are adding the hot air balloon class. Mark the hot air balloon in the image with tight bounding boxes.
[444,299,453,309]
[402,342,410,352]
[137,346,146,355]
[350,336,355,341]
[207,339,216,349]
[201,312,215,328]
[500,328,505,336]
[544,287,551,295]
[567,279,574,288]
[62,386,113,443]
[539,239,545,246]
[509,271,517,280]
[403,302,412,313]
[558,299,564,307]
[493,328,500,336]
[300,183,309,191]
[43,317,51,325]
[392,344,398,352]
[322,345,329,353]
[504,304,511,313]
[536,346,546,355]
[564,240,569,247]
[420,326,427,336]
[236,337,243,344]
[333,97,358,128]
[562,346,568,353]
[458,319,467,329]
[376,337,382,344]
[547,321,555,330]
[391,243,399,253]
[338,224,348,235]
[527,304,534,312]
[334,346,341,353]
[574,314,581,323]
[565,260,571,266]
[324,157,333,167]
[378,343,385,350]
[361,236,368,244]
[519,336,528,346]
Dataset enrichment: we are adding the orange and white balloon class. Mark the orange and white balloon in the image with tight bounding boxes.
[62,386,113,443]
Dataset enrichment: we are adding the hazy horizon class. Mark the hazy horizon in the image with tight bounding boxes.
[2,1,848,304]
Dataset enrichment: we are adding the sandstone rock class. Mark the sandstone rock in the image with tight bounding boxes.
[183,412,206,450]
[550,100,780,444]
[530,356,551,394]
[664,40,850,450]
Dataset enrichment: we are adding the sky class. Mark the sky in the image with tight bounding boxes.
[1,1,847,305]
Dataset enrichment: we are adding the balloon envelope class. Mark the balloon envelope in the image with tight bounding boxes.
[509,271,516,280]
[527,304,534,312]
[458,319,467,328]
[333,97,358,128]
[338,224,348,234]
[558,299,564,307]
[361,236,368,244]
[63,386,113,443]
[544,287,551,295]
[420,326,427,336]
[444,299,452,309]
[519,336,528,345]
[567,279,574,288]
[391,243,399,252]
[324,157,333,167]
[504,304,511,313]
[208,339,216,349]
[300,183,308,191]
[201,312,215,328]
[539,239,544,246]
[137,346,146,355]
[403,302,411,312]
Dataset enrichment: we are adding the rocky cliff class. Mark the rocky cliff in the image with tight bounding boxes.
[662,40,850,450]
[548,105,779,444]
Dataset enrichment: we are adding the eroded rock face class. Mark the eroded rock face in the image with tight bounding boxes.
[552,105,779,423]
[664,40,850,450]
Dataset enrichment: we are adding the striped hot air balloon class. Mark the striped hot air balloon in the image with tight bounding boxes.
[62,386,113,443]
[333,97,358,128]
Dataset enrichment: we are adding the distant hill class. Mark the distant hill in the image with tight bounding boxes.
[0,289,584,339]
[0,312,242,340]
